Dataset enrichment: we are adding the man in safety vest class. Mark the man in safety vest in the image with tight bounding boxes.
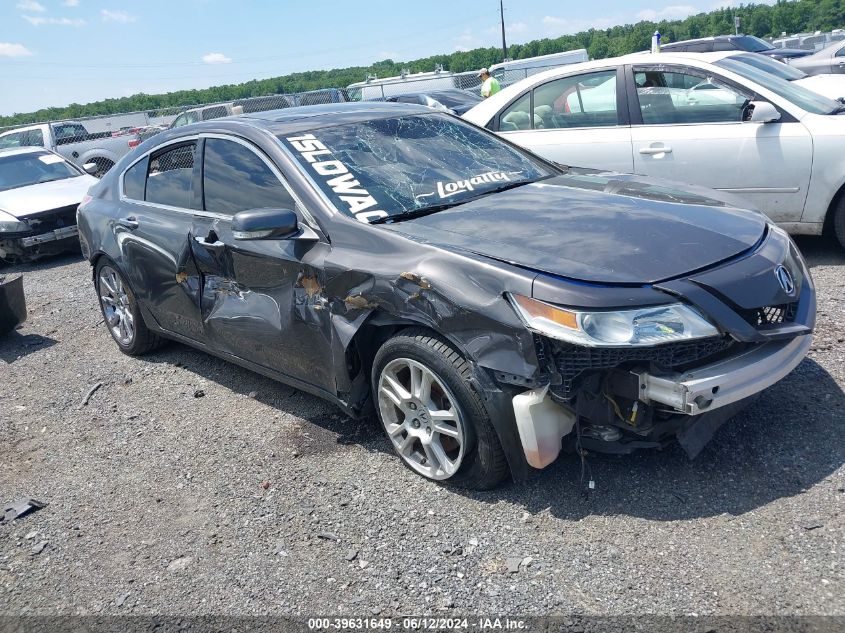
[478,68,501,99]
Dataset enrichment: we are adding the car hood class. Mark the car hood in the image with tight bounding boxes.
[795,74,845,100]
[383,170,768,285]
[0,175,97,218]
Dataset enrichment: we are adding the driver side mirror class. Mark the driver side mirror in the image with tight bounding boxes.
[232,208,300,240]
[743,101,781,123]
[82,162,99,175]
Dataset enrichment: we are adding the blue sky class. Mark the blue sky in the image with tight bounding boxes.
[0,0,773,115]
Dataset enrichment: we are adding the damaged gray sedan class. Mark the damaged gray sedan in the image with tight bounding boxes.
[77,103,816,489]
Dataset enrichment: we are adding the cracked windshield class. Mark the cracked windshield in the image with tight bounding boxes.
[280,114,552,223]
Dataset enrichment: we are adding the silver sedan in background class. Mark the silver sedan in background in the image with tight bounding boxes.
[789,40,845,76]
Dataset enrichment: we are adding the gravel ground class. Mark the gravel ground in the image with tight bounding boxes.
[1,236,843,618]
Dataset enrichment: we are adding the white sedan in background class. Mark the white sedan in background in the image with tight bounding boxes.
[463,52,845,248]
[0,146,98,262]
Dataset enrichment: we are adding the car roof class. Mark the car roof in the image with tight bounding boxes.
[662,35,734,46]
[241,101,431,124]
[140,102,442,147]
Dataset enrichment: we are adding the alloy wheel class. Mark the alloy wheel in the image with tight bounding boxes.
[98,265,135,346]
[377,358,466,480]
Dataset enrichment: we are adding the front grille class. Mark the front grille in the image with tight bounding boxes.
[546,336,735,399]
[24,204,78,234]
[740,302,798,328]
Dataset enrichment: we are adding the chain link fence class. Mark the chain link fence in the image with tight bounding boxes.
[771,29,845,51]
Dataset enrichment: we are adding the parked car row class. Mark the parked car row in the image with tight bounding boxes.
[659,34,814,61]
[1,42,829,491]
[0,120,141,178]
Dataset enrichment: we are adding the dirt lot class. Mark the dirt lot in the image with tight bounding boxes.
[1,237,843,618]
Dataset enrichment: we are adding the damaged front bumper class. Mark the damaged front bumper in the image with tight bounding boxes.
[511,334,812,470]
[0,225,80,261]
[19,224,79,248]
[635,335,811,415]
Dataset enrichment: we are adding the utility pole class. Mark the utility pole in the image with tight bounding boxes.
[500,0,508,62]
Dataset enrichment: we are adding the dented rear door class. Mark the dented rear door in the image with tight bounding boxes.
[118,140,205,341]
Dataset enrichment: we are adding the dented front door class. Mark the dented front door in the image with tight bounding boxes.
[190,135,335,392]
[191,219,334,390]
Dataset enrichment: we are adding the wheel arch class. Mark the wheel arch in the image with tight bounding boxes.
[344,309,531,482]
[823,178,845,237]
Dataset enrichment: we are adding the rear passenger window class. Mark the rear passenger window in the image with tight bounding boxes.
[202,138,291,215]
[533,71,618,129]
[123,156,148,200]
[145,142,196,208]
[499,93,531,131]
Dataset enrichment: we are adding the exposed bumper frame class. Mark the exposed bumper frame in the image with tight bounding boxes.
[635,334,812,416]
[19,225,79,248]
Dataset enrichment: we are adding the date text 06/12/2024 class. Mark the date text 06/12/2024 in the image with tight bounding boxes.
[307,617,528,630]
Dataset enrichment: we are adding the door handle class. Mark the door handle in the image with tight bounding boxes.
[193,235,226,251]
[117,216,139,230]
[639,146,673,155]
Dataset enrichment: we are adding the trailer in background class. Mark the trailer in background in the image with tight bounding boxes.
[489,49,590,86]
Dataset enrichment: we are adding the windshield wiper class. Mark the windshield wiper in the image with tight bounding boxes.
[369,202,464,224]
[370,178,549,225]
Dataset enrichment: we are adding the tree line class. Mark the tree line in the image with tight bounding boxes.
[2,0,844,127]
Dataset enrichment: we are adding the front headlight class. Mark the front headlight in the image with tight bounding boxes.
[0,210,29,233]
[506,293,720,347]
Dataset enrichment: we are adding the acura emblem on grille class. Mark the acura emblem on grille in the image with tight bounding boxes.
[775,265,795,295]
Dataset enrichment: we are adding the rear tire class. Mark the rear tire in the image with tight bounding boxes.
[835,196,845,250]
[94,258,162,356]
[371,328,509,490]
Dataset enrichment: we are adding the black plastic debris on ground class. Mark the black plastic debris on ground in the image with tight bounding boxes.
[2,498,47,523]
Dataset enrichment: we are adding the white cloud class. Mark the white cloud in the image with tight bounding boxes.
[62,0,80,6]
[454,29,481,52]
[16,0,46,12]
[202,52,232,64]
[541,15,621,35]
[0,42,34,57]
[23,15,85,26]
[101,9,136,23]
[377,51,402,60]
[636,5,701,21]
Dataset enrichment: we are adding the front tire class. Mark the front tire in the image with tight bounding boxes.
[371,329,509,490]
[95,259,162,356]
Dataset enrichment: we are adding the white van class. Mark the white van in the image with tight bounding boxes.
[489,49,590,86]
[348,70,461,101]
